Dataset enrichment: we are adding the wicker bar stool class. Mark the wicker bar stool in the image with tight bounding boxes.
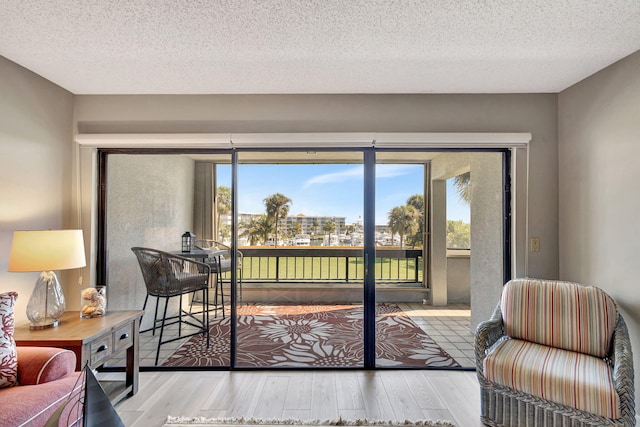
[131,247,210,365]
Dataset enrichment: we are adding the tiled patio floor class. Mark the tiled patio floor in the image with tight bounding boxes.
[399,302,475,368]
[107,302,475,369]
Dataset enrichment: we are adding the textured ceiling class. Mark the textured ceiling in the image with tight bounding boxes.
[1,1,640,94]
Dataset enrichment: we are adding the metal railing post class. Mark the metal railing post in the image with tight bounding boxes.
[345,256,349,282]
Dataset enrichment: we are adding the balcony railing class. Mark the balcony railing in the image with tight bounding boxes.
[237,247,423,284]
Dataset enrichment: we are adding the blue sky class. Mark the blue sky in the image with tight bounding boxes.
[218,164,469,225]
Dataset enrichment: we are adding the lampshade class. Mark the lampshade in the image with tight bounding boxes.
[8,229,86,329]
[8,230,86,272]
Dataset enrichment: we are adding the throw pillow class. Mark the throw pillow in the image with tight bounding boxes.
[0,291,18,388]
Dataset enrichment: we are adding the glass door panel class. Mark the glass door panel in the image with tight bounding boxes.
[374,153,429,367]
[374,151,504,368]
[104,152,233,368]
[235,151,364,368]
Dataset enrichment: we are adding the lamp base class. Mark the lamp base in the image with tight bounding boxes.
[29,319,60,330]
[26,271,66,330]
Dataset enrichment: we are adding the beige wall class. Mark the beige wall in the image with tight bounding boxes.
[0,56,75,325]
[447,253,470,304]
[559,49,640,413]
[469,153,504,328]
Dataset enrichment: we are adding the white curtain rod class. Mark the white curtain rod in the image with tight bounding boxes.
[74,132,532,149]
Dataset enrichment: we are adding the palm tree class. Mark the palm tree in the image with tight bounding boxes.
[289,221,302,239]
[406,194,424,248]
[240,215,273,246]
[219,224,231,242]
[387,205,419,248]
[322,221,336,246]
[406,194,424,213]
[453,171,471,204]
[264,193,292,248]
[216,186,231,239]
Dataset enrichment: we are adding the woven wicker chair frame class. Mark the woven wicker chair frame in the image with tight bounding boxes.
[476,303,635,427]
[132,247,210,365]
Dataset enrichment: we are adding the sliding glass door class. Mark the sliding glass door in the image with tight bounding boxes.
[102,152,233,368]
[374,153,433,367]
[372,151,505,369]
[100,147,508,370]
[234,151,365,368]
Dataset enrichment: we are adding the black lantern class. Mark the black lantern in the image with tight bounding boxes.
[181,231,195,253]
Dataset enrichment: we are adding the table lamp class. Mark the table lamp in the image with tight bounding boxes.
[8,229,86,329]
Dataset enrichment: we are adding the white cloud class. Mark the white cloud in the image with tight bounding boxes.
[376,164,417,178]
[303,164,416,188]
[303,166,363,188]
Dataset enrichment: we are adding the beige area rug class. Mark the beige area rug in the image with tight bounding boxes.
[164,416,455,427]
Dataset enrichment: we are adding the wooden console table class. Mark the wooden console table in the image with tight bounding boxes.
[14,310,144,405]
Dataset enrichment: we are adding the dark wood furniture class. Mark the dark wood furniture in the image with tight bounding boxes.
[14,310,143,405]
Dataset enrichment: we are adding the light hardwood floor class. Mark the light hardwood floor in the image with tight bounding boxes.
[115,369,485,427]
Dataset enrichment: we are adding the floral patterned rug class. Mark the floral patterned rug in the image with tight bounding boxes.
[162,304,460,368]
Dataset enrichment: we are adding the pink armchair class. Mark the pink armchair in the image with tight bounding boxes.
[0,346,82,427]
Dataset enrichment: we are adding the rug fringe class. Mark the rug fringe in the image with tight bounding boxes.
[165,416,455,427]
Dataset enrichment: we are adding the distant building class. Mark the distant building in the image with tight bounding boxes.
[283,213,345,235]
[221,212,387,241]
[223,213,346,236]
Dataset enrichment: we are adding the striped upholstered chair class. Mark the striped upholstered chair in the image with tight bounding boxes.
[475,278,635,427]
